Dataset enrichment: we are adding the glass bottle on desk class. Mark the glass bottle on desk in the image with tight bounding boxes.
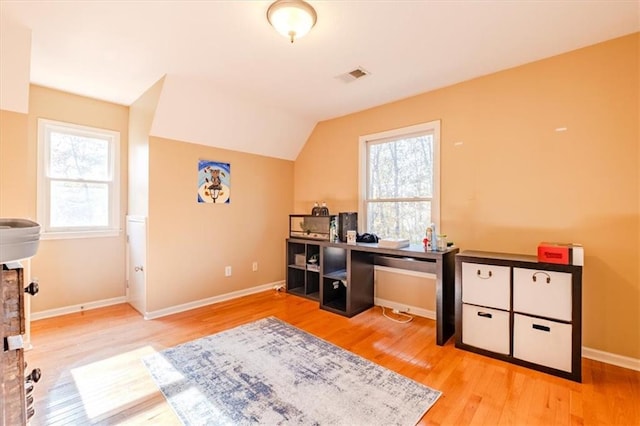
[319,202,329,216]
[430,223,438,251]
[329,216,338,242]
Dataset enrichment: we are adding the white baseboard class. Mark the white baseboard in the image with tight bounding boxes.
[144,280,285,320]
[31,296,128,321]
[582,346,640,372]
[374,297,436,320]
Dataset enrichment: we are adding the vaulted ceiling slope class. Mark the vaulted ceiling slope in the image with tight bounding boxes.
[1,1,638,160]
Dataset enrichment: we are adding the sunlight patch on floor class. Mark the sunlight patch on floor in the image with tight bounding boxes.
[70,345,162,422]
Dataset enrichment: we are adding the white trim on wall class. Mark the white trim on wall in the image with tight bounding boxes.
[29,281,283,322]
[31,296,127,321]
[582,347,640,372]
[144,281,284,320]
[375,297,436,320]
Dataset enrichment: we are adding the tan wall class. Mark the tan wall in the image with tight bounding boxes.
[146,137,293,313]
[375,269,436,313]
[0,110,29,217]
[129,78,164,217]
[294,34,640,358]
[14,86,129,312]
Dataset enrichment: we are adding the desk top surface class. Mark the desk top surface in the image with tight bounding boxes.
[287,238,459,260]
[457,250,537,263]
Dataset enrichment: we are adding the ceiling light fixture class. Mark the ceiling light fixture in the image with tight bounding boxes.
[267,0,317,43]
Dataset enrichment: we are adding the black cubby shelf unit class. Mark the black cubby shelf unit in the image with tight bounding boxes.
[286,240,321,301]
[287,239,376,318]
[454,250,583,382]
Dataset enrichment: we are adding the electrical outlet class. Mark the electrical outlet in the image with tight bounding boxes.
[225,266,232,276]
[252,262,258,272]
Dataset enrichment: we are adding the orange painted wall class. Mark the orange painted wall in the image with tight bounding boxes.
[294,34,639,358]
[0,86,130,312]
[146,137,293,313]
[0,110,29,218]
[129,78,164,217]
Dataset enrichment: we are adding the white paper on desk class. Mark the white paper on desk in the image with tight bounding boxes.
[378,238,410,249]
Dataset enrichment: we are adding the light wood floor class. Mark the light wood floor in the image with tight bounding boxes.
[26,290,639,425]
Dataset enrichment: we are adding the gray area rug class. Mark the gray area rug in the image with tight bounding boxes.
[142,317,441,425]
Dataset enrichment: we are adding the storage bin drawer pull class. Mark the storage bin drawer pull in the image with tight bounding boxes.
[476,269,493,279]
[532,324,551,332]
[532,271,551,283]
[477,311,493,318]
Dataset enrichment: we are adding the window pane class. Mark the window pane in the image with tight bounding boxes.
[368,135,433,199]
[49,131,109,180]
[50,181,109,228]
[367,200,432,244]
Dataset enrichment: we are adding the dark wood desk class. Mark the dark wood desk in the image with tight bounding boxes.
[286,238,459,346]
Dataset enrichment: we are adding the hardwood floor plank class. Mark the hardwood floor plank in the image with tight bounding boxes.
[25,290,640,425]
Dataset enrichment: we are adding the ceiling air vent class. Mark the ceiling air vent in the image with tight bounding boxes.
[336,67,370,83]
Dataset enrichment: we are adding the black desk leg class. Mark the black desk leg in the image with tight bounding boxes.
[436,251,456,345]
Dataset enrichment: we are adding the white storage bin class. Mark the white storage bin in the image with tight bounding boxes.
[462,303,510,355]
[513,268,572,321]
[462,262,510,310]
[513,313,572,372]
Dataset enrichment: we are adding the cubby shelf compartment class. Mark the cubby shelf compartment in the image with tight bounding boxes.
[324,270,347,281]
[320,246,348,315]
[305,270,320,299]
[285,240,321,302]
[323,298,347,313]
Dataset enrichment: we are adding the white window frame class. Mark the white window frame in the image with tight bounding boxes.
[37,118,121,239]
[358,120,441,236]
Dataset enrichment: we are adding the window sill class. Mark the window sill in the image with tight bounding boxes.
[40,229,122,240]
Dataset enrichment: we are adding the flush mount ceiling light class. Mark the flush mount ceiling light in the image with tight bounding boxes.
[267,0,317,43]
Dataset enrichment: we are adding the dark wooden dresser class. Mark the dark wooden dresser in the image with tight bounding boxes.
[1,263,39,425]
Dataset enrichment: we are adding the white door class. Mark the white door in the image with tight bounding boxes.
[127,216,147,315]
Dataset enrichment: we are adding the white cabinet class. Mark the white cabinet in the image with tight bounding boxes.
[455,250,582,382]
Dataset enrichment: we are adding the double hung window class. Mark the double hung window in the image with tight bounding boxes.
[359,121,440,244]
[37,119,120,238]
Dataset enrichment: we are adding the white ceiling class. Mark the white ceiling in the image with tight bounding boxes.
[1,0,638,159]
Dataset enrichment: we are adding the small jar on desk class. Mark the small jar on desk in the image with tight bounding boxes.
[437,235,447,251]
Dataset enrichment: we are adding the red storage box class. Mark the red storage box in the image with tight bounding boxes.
[537,242,584,266]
